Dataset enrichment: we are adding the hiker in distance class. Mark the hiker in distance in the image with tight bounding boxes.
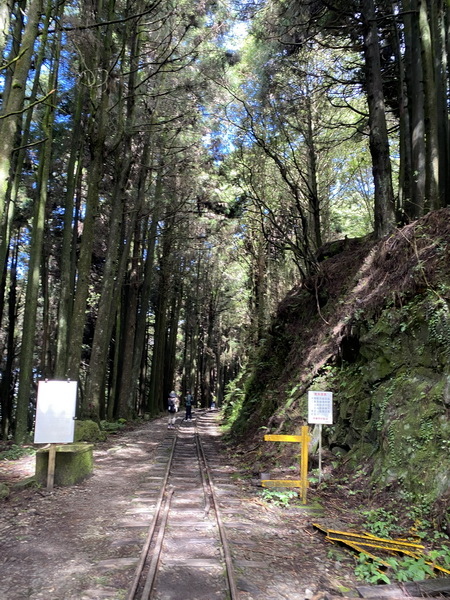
[184,390,194,421]
[167,390,179,429]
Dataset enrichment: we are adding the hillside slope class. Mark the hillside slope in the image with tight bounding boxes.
[225,208,450,530]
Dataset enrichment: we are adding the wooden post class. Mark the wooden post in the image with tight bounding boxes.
[46,444,57,491]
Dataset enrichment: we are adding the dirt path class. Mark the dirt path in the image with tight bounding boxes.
[0,414,360,600]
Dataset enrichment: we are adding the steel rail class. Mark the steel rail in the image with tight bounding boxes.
[195,428,212,518]
[126,436,177,600]
[127,412,238,600]
[196,420,240,600]
[140,488,174,600]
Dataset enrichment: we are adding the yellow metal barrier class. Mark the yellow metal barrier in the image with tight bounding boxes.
[262,426,310,504]
[313,522,450,576]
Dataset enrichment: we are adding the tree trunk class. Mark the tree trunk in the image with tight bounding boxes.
[403,0,425,221]
[147,270,169,415]
[85,22,144,417]
[15,4,59,441]
[0,238,18,439]
[66,0,112,381]
[254,232,268,343]
[146,222,174,416]
[55,87,86,377]
[83,151,133,418]
[164,268,183,396]
[305,92,322,250]
[431,0,448,207]
[361,0,396,238]
[0,0,42,280]
[403,0,426,220]
[0,0,11,57]
[0,0,53,312]
[119,144,159,416]
[390,0,412,221]
[418,0,440,210]
[15,139,49,442]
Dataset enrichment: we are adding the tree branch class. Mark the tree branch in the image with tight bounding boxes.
[0,89,56,120]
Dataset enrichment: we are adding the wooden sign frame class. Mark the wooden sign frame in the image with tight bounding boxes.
[34,380,78,490]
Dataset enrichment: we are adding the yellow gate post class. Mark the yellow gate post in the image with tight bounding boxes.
[262,425,310,504]
[300,425,309,503]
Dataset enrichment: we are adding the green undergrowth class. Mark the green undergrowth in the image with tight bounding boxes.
[354,503,450,584]
[258,488,298,508]
[100,418,127,433]
[361,507,400,538]
[355,550,450,585]
[0,444,35,461]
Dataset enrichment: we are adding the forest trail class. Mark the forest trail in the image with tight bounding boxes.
[0,412,361,600]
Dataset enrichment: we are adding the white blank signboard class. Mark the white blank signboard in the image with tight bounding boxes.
[308,390,333,424]
[34,380,78,443]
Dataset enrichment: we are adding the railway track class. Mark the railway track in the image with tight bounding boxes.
[126,410,239,600]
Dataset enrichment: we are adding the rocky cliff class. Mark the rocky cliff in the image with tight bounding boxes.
[225,208,450,530]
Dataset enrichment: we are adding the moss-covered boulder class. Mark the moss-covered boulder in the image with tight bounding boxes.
[74,420,107,442]
[35,443,94,487]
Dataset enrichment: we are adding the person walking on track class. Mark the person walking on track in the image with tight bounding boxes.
[167,391,178,429]
[184,390,193,421]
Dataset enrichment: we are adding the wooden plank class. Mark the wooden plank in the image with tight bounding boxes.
[357,577,450,598]
[331,596,412,600]
[264,434,303,442]
[46,444,56,491]
[413,576,450,593]
[309,594,413,600]
[356,585,423,600]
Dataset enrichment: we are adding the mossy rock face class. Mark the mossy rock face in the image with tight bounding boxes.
[0,482,9,499]
[74,420,107,442]
[358,300,435,373]
[298,292,450,508]
[331,296,450,505]
[35,443,94,487]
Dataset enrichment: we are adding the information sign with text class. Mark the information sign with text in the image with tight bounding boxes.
[308,391,333,424]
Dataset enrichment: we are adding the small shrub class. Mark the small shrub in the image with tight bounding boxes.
[354,555,390,584]
[386,556,434,582]
[0,445,35,461]
[361,507,399,537]
[259,488,298,508]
